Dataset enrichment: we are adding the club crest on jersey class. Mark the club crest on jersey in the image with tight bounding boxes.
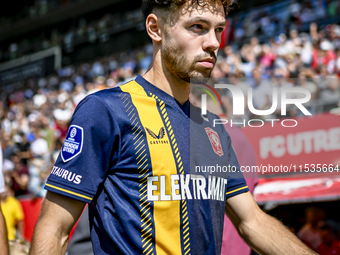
[61,125,84,162]
[205,127,224,157]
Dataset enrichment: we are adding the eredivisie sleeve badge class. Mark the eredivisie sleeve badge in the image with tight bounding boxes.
[204,127,224,157]
[61,125,84,162]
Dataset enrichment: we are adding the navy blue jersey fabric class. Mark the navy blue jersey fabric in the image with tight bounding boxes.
[45,75,249,255]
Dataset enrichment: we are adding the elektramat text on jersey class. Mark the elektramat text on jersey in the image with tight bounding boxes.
[147,174,228,201]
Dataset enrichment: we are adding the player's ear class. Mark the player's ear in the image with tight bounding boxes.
[145,13,162,42]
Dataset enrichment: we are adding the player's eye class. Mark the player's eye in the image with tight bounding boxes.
[191,24,204,30]
[216,27,224,33]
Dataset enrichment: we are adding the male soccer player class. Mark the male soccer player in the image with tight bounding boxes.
[30,1,316,254]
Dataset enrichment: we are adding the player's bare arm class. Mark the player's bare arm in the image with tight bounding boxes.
[29,191,85,255]
[225,191,317,255]
[0,207,9,255]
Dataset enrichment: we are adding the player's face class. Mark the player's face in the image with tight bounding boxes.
[161,1,226,82]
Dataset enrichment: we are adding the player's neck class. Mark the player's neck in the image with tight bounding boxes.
[143,52,190,105]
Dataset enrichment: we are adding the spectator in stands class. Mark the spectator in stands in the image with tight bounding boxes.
[72,84,87,106]
[239,44,256,78]
[0,185,24,240]
[1,133,18,161]
[92,61,105,77]
[288,0,301,30]
[53,108,71,142]
[250,67,273,118]
[60,79,74,94]
[30,130,49,163]
[317,221,340,255]
[300,2,316,23]
[315,0,327,20]
[327,0,339,18]
[312,40,337,71]
[295,70,318,115]
[38,114,55,154]
[243,11,258,38]
[318,73,340,112]
[15,131,31,167]
[94,76,107,91]
[52,138,63,163]
[298,206,325,251]
[4,151,29,197]
[33,89,47,109]
[301,40,313,67]
[224,45,240,75]
[271,68,295,118]
[28,157,48,198]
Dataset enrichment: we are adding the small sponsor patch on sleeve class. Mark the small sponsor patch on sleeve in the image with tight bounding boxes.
[61,125,84,162]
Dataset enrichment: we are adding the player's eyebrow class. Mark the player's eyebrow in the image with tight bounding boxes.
[187,17,226,27]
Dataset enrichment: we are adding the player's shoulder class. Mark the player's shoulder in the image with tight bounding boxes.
[76,81,133,110]
[89,86,125,102]
[89,79,139,101]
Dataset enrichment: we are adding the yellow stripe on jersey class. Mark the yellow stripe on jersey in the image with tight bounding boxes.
[120,89,154,255]
[150,93,191,255]
[120,81,182,255]
[226,186,248,195]
[45,183,93,201]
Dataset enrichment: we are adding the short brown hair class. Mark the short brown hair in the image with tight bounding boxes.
[141,0,235,20]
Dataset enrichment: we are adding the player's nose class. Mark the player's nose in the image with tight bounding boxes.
[202,29,220,52]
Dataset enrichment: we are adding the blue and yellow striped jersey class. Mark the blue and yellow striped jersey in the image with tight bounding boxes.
[45,75,249,255]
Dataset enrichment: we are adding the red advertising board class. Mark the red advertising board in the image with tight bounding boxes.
[19,197,43,242]
[241,114,340,174]
[254,176,340,205]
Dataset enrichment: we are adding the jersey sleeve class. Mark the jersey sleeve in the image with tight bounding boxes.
[45,94,118,203]
[223,130,249,199]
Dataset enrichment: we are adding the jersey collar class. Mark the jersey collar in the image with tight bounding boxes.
[135,75,191,117]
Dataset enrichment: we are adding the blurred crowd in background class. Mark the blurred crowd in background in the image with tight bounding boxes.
[212,22,340,120]
[0,0,87,27]
[230,0,340,44]
[0,1,143,62]
[296,206,340,254]
[0,0,340,254]
[2,0,340,63]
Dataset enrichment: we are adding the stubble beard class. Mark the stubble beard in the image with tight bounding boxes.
[162,41,214,83]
